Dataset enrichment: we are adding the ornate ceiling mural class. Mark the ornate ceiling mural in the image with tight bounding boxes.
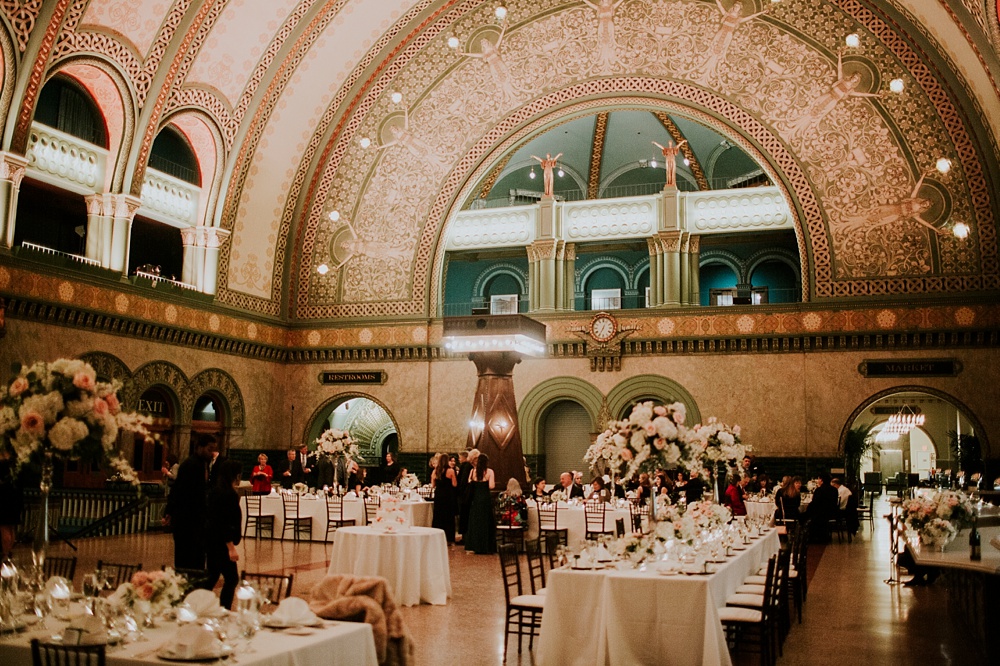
[278,0,997,321]
[1,1,998,325]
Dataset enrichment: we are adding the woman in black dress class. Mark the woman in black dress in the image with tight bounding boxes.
[431,453,458,543]
[0,451,22,559]
[775,476,803,523]
[205,459,243,610]
[464,453,496,554]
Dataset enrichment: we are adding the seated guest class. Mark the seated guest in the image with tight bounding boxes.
[653,470,675,497]
[724,474,749,516]
[588,476,610,502]
[831,477,851,510]
[573,470,584,488]
[351,466,368,494]
[393,466,409,485]
[607,475,626,499]
[755,473,772,495]
[775,476,802,522]
[530,477,549,501]
[250,454,273,494]
[558,472,584,499]
[634,472,653,502]
[496,478,528,526]
[684,470,706,502]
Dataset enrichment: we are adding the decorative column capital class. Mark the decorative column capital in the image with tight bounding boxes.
[202,227,231,249]
[564,243,576,261]
[646,236,662,256]
[680,232,690,253]
[658,230,684,253]
[689,235,700,253]
[84,194,104,216]
[108,193,142,220]
[179,227,198,246]
[0,152,27,189]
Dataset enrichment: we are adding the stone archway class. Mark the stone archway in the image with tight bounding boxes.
[606,374,701,425]
[519,376,604,455]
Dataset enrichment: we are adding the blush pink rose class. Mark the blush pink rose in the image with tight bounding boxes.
[621,449,633,461]
[653,406,667,416]
[644,423,657,436]
[73,373,95,391]
[9,377,28,396]
[137,583,154,600]
[92,398,109,417]
[20,412,45,437]
[105,394,120,414]
[131,572,150,587]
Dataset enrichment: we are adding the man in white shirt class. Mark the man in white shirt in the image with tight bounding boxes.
[831,477,851,510]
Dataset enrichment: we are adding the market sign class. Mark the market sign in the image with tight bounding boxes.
[858,359,960,378]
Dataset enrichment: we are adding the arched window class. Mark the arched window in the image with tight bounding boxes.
[750,259,800,304]
[35,75,108,148]
[585,266,625,310]
[149,126,201,186]
[484,272,521,314]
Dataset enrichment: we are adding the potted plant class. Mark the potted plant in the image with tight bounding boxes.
[843,422,877,492]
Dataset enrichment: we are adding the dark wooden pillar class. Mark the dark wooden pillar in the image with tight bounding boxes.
[466,351,525,489]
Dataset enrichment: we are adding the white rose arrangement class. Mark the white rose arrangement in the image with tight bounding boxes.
[0,359,148,478]
[313,428,361,461]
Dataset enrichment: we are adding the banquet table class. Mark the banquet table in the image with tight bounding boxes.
[327,526,451,606]
[525,501,632,545]
[241,493,433,541]
[745,499,776,523]
[0,616,378,666]
[537,527,781,666]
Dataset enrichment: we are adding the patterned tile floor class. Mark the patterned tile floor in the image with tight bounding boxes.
[15,499,987,665]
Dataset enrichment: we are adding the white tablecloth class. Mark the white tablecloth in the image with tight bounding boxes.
[745,500,776,523]
[327,526,451,607]
[538,528,781,666]
[242,493,433,541]
[525,501,632,545]
[0,617,378,666]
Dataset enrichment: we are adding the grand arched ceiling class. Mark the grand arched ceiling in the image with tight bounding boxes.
[4,0,1000,324]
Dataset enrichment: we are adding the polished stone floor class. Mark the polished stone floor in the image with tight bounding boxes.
[16,499,988,665]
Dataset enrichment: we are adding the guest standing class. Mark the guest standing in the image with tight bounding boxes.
[160,454,179,490]
[279,449,297,489]
[295,445,313,487]
[775,476,803,523]
[163,434,217,570]
[383,452,399,486]
[458,449,478,540]
[464,453,496,554]
[315,455,335,489]
[0,450,22,559]
[683,470,706,502]
[205,459,243,609]
[250,454,273,495]
[432,453,458,543]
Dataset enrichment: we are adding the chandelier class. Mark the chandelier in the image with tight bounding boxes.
[884,406,925,435]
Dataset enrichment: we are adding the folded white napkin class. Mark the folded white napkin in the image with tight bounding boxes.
[63,615,108,645]
[162,623,222,660]
[183,589,227,618]
[266,596,319,626]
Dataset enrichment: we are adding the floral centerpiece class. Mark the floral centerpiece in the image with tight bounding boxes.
[313,428,360,461]
[109,568,188,621]
[547,488,567,503]
[399,473,420,491]
[584,401,695,484]
[685,418,747,465]
[0,359,147,472]
[900,490,976,549]
[659,500,733,544]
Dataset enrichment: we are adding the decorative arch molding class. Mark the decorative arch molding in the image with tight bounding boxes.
[302,392,402,453]
[519,376,604,455]
[0,18,16,125]
[699,249,745,283]
[838,385,990,457]
[127,361,188,421]
[50,56,137,192]
[189,368,245,428]
[162,108,227,224]
[78,351,131,384]
[745,247,801,282]
[631,261,651,291]
[576,256,632,294]
[472,262,528,299]
[605,375,702,426]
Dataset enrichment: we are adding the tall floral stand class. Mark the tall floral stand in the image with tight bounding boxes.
[32,451,54,573]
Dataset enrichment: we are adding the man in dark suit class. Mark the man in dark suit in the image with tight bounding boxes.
[163,434,217,570]
[558,472,585,499]
[279,449,297,489]
[293,445,313,486]
[684,470,706,502]
[807,473,840,542]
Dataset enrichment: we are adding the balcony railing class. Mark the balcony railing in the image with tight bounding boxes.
[140,168,200,226]
[442,299,530,316]
[21,241,100,267]
[135,270,198,291]
[26,122,108,193]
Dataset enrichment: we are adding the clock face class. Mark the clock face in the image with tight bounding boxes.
[590,314,617,342]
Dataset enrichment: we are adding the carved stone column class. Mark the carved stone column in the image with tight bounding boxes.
[0,153,27,249]
[83,194,107,264]
[527,239,564,312]
[562,243,576,311]
[180,226,198,286]
[199,227,230,295]
[107,194,141,274]
[679,232,691,306]
[689,235,701,306]
[465,351,525,489]
[660,230,683,307]
[646,236,663,307]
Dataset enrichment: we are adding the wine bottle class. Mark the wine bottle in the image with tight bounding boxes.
[970,517,981,561]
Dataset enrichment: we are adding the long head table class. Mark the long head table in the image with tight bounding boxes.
[0,615,378,666]
[538,528,781,666]
[242,493,433,541]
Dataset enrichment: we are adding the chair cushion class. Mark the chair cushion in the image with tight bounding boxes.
[744,575,767,585]
[718,606,763,623]
[511,594,546,609]
[735,584,766,595]
[757,565,795,576]
[726,593,765,608]
[536,588,547,596]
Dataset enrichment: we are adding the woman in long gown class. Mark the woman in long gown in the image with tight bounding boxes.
[464,453,496,554]
[431,453,458,543]
[775,476,803,523]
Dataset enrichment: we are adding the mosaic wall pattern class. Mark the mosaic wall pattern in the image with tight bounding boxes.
[286,0,995,319]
